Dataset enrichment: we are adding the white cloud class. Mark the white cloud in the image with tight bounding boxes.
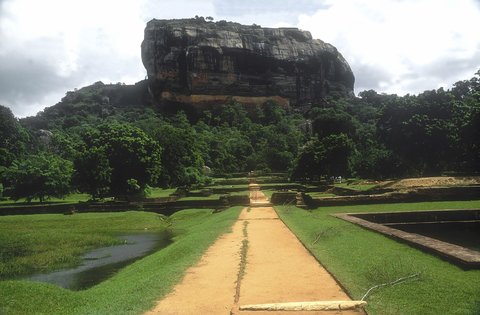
[298,0,480,95]
[0,0,148,116]
[1,0,480,117]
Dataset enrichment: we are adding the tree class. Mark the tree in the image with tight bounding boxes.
[259,100,287,125]
[376,91,457,175]
[290,138,324,181]
[215,101,250,127]
[0,105,29,166]
[75,123,161,199]
[352,145,404,179]
[310,107,356,139]
[3,154,73,202]
[74,147,111,200]
[200,126,253,174]
[318,134,354,177]
[291,134,354,180]
[292,134,354,179]
[154,121,205,187]
[256,125,296,171]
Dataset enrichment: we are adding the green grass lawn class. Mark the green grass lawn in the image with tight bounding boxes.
[276,200,480,315]
[147,187,177,198]
[307,192,337,198]
[0,207,242,315]
[0,193,91,207]
[228,191,249,197]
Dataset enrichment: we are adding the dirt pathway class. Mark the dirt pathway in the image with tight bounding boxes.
[144,218,244,315]
[146,184,364,315]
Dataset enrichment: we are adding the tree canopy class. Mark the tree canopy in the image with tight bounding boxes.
[3,154,73,202]
[0,69,478,200]
[75,123,161,199]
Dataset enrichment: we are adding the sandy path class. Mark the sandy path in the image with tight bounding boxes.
[146,184,364,315]
[145,219,244,315]
[236,185,362,315]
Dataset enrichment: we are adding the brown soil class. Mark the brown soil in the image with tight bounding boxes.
[146,185,364,314]
[381,176,480,189]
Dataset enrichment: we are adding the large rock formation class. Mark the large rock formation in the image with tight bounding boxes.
[141,18,354,110]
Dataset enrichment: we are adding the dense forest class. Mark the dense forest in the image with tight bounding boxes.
[0,70,479,201]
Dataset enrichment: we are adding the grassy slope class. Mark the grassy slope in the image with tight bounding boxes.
[0,207,242,315]
[276,201,480,315]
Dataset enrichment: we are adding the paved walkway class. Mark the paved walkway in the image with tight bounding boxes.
[146,184,364,315]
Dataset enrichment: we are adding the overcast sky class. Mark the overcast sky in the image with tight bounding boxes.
[1,0,479,117]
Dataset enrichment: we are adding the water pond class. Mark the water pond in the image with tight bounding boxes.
[29,233,170,290]
[389,221,480,252]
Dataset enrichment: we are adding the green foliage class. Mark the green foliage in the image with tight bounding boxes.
[151,113,206,187]
[198,100,303,173]
[377,91,457,175]
[311,107,356,139]
[0,105,29,167]
[75,122,161,199]
[2,154,73,202]
[352,144,404,179]
[291,134,354,180]
[2,70,479,182]
[49,132,80,160]
[74,146,111,199]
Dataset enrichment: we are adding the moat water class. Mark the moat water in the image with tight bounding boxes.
[28,233,170,290]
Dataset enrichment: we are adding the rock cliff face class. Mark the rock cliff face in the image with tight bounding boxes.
[141,18,354,109]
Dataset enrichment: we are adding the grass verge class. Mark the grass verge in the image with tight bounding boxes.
[276,200,480,315]
[0,207,242,315]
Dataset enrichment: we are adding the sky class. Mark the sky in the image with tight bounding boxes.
[1,0,479,117]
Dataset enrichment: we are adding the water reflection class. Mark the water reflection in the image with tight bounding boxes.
[29,233,170,290]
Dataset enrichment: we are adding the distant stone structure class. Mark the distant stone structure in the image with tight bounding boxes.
[141,18,354,110]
